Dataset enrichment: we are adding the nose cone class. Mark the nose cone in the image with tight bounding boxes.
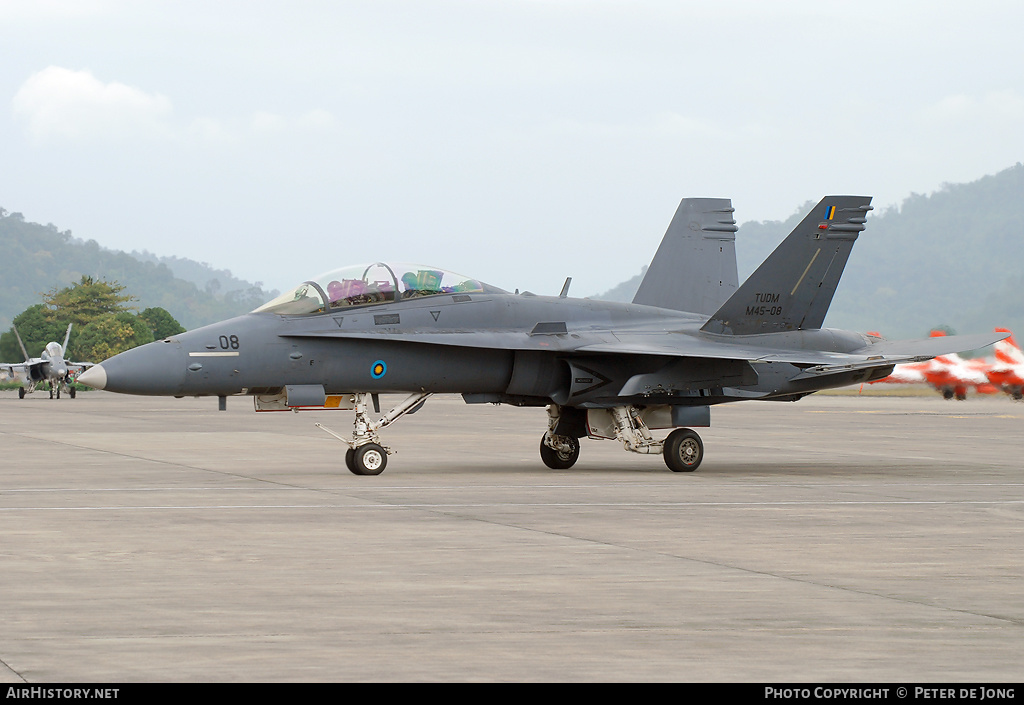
[78,339,187,395]
[77,365,106,389]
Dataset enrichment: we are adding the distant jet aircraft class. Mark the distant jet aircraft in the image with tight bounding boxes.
[985,328,1024,400]
[77,196,1007,474]
[2,324,93,399]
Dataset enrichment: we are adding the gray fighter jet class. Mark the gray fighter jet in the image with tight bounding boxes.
[4,324,93,399]
[77,196,1006,474]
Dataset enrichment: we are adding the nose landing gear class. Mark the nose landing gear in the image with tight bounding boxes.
[317,392,432,476]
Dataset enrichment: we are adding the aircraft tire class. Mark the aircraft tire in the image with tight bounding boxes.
[345,448,357,474]
[351,443,387,476]
[69,387,76,399]
[664,428,703,472]
[539,435,580,470]
[18,387,25,399]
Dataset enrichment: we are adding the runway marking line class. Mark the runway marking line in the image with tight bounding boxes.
[2,498,1023,512]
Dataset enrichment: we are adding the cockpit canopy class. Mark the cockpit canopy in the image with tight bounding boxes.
[254,262,506,316]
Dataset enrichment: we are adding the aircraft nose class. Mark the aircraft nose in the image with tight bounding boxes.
[77,339,187,395]
[77,365,106,389]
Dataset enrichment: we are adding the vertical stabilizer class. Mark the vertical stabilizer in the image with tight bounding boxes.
[994,328,1023,365]
[632,197,739,316]
[13,325,30,362]
[701,196,872,335]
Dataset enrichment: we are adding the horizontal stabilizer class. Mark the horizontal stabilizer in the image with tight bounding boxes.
[790,331,1010,379]
[853,331,1008,360]
[632,197,739,315]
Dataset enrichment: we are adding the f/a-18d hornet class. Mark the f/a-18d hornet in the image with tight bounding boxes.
[3,324,93,399]
[77,196,1006,475]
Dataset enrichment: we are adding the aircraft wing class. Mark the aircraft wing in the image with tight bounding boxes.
[287,327,1007,375]
[282,327,622,353]
[12,360,43,373]
[288,326,870,364]
[1,362,32,383]
[1,363,27,377]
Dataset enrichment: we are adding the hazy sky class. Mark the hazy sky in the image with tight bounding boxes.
[3,0,1023,298]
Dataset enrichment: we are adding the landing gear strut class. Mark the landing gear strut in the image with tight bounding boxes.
[318,392,431,476]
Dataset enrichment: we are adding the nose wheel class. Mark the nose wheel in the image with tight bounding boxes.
[346,443,388,476]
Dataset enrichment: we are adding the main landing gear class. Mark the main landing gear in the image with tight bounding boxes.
[43,378,76,399]
[541,404,705,472]
[539,435,580,470]
[662,428,703,472]
[317,392,432,476]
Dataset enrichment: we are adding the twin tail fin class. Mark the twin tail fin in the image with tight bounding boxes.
[632,197,739,316]
[701,196,872,335]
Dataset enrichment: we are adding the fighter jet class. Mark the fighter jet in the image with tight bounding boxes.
[77,196,1007,474]
[3,324,93,399]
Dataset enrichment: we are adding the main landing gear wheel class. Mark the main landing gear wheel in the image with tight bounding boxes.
[539,435,580,470]
[663,428,703,472]
[18,388,25,399]
[347,443,388,476]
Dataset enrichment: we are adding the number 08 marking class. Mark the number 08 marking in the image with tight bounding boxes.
[219,335,240,350]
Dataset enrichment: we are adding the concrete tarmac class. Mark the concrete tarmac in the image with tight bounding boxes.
[0,390,1021,682]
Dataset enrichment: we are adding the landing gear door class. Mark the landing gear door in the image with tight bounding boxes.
[254,385,357,412]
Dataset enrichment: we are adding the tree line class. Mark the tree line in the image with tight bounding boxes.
[0,276,184,364]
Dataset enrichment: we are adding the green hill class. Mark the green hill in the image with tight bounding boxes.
[0,209,276,332]
[594,163,1024,339]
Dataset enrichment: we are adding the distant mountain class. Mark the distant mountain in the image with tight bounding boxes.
[593,163,1024,339]
[130,250,276,301]
[0,209,277,331]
